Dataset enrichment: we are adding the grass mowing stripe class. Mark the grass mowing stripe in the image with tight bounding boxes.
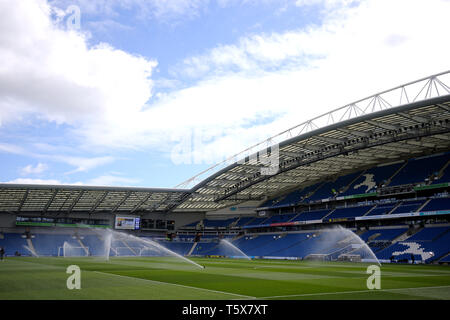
[93,271,256,299]
[257,285,450,299]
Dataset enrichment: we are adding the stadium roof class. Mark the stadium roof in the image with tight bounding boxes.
[0,184,190,214]
[1,71,450,214]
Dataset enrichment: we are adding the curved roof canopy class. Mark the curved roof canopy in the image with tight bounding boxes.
[1,71,450,214]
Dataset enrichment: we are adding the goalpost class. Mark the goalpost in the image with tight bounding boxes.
[110,247,142,257]
[58,246,90,257]
[109,246,166,257]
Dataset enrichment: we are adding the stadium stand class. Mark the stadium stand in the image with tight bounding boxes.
[325,205,373,220]
[0,233,28,256]
[307,171,362,202]
[263,213,297,224]
[1,73,450,265]
[32,234,79,256]
[291,209,331,222]
[203,218,238,228]
[376,226,450,262]
[389,199,425,215]
[421,197,450,212]
[342,162,404,196]
[235,217,255,227]
[365,203,397,216]
[388,153,449,186]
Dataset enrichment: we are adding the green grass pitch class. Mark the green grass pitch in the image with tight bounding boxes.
[1,256,450,300]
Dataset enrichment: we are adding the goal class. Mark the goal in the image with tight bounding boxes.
[58,246,89,257]
[304,254,329,261]
[110,246,142,256]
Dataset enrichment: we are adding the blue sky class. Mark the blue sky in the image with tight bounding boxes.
[0,0,449,188]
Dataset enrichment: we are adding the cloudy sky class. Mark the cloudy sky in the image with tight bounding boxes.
[0,0,449,188]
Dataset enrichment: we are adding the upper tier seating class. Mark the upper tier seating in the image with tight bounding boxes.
[203,218,238,228]
[421,197,450,212]
[291,209,331,222]
[307,171,361,202]
[342,162,403,196]
[263,213,297,224]
[389,199,424,215]
[432,162,450,184]
[389,153,449,186]
[261,153,450,210]
[365,203,396,216]
[325,205,373,220]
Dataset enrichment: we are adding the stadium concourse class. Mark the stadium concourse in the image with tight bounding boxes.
[1,71,450,265]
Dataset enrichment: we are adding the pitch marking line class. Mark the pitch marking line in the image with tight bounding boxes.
[255,285,450,300]
[93,271,256,299]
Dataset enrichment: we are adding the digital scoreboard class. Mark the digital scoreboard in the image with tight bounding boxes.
[114,216,140,230]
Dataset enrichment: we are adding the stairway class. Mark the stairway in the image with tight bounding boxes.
[417,199,431,212]
[77,237,90,256]
[392,226,423,244]
[385,161,408,187]
[362,205,377,216]
[121,240,138,255]
[25,238,38,257]
[321,208,336,220]
[339,170,367,196]
[437,252,450,263]
[434,160,450,183]
[387,201,403,215]
[187,242,198,256]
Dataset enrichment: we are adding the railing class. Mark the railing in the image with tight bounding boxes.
[176,70,450,189]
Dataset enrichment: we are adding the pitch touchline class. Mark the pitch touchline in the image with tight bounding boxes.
[93,271,256,299]
[255,285,450,299]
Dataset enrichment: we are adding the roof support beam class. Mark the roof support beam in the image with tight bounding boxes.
[365,120,400,131]
[337,128,371,138]
[43,189,58,213]
[279,150,305,158]
[314,135,346,144]
[90,191,109,213]
[227,171,259,178]
[398,112,430,123]
[18,189,29,212]
[111,191,132,213]
[130,193,153,213]
[68,191,85,213]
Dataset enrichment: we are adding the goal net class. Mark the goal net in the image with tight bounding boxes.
[304,254,329,261]
[110,246,142,256]
[337,254,362,262]
[58,246,89,257]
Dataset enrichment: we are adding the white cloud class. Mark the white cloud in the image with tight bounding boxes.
[160,0,450,163]
[0,0,156,126]
[50,0,209,21]
[1,0,450,170]
[2,174,137,187]
[55,155,115,174]
[85,174,140,186]
[21,163,48,175]
[0,143,27,155]
[2,178,64,185]
[0,142,114,174]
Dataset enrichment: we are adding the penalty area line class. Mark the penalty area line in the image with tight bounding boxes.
[256,285,450,300]
[93,271,256,299]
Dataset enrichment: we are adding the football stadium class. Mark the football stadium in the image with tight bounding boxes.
[1,71,450,302]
